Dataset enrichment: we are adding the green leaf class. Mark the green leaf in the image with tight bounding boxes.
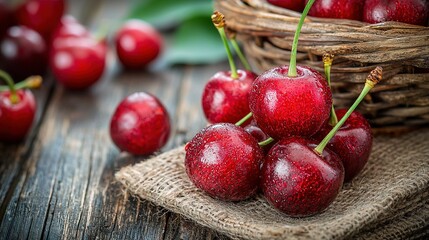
[128,0,213,28]
[164,16,226,65]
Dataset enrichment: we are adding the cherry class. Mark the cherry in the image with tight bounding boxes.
[185,123,263,201]
[261,67,383,216]
[267,0,305,12]
[249,0,331,140]
[202,12,257,124]
[115,19,163,69]
[363,0,429,26]
[0,26,48,81]
[49,36,107,90]
[15,0,65,38]
[314,109,372,182]
[0,70,41,143]
[307,0,364,21]
[261,137,344,216]
[243,119,276,153]
[110,92,171,155]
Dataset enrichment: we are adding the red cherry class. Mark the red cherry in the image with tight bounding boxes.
[202,69,257,124]
[185,123,263,201]
[363,0,429,26]
[15,0,65,38]
[307,0,364,21]
[115,20,163,69]
[243,119,276,153]
[249,65,332,139]
[0,89,36,142]
[49,36,107,90]
[261,137,344,216]
[110,92,171,155]
[267,0,305,12]
[314,109,373,182]
[0,26,48,81]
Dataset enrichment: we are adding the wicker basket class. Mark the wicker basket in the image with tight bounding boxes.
[215,0,429,135]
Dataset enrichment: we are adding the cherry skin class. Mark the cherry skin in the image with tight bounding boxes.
[0,26,48,81]
[243,119,276,153]
[363,0,429,26]
[185,123,263,201]
[0,90,36,142]
[15,0,65,38]
[115,19,163,69]
[110,92,171,155]
[261,137,344,216]
[49,36,107,90]
[307,0,364,21]
[314,109,372,182]
[267,0,305,12]
[202,69,257,124]
[249,65,332,139]
[0,1,14,36]
[50,15,90,45]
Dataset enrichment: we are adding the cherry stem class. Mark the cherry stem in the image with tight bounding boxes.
[258,137,274,146]
[235,112,253,126]
[0,69,19,104]
[314,67,383,155]
[323,53,338,126]
[288,0,315,77]
[212,11,238,79]
[230,36,252,71]
[0,75,42,92]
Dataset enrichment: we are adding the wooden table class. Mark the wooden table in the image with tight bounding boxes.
[0,0,230,239]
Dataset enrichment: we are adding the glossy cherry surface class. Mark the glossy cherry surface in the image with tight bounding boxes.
[261,137,344,216]
[50,15,90,44]
[15,0,65,38]
[115,20,163,69]
[249,65,332,139]
[307,0,364,21]
[363,0,429,26]
[0,26,48,81]
[314,109,372,182]
[267,0,305,12]
[185,123,263,201]
[110,92,171,155]
[50,36,106,90]
[0,90,36,142]
[202,69,257,124]
[243,119,275,153]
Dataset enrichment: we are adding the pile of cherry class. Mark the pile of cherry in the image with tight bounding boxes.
[0,0,165,143]
[185,5,384,217]
[268,0,429,26]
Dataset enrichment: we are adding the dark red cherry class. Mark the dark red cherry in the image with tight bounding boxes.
[314,109,372,182]
[0,89,36,142]
[115,19,163,69]
[363,0,429,26]
[261,137,344,216]
[249,65,332,139]
[307,0,364,21]
[243,119,276,153]
[267,0,305,12]
[0,1,14,36]
[49,36,106,90]
[15,0,65,38]
[185,123,263,201]
[0,26,48,81]
[202,69,257,124]
[110,92,171,155]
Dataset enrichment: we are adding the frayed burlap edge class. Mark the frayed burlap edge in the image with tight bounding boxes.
[116,129,429,240]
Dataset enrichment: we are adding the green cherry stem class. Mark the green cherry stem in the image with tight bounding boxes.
[314,66,383,155]
[0,69,19,104]
[230,33,252,71]
[212,11,238,79]
[323,53,338,126]
[258,137,274,146]
[235,112,253,126]
[0,75,42,92]
[288,0,315,77]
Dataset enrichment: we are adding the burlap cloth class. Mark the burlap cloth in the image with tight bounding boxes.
[116,129,429,239]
